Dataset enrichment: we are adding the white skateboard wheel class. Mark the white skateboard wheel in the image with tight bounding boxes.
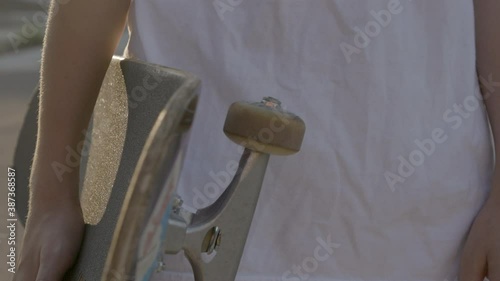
[223,97,305,155]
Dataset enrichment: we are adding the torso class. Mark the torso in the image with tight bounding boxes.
[125,1,493,280]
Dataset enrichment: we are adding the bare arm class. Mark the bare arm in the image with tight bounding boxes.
[459,1,500,280]
[33,0,131,202]
[15,0,130,280]
[476,0,500,187]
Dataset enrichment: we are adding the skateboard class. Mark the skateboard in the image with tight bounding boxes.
[13,56,306,281]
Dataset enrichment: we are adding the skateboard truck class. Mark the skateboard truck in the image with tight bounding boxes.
[161,97,306,281]
[12,57,305,281]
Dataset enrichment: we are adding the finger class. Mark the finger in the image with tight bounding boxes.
[13,258,38,281]
[36,241,73,281]
[459,246,487,281]
[36,260,67,281]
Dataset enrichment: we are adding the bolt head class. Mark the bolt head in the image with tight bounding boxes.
[261,96,282,109]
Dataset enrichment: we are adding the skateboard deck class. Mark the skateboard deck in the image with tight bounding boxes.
[13,56,200,281]
[14,57,306,281]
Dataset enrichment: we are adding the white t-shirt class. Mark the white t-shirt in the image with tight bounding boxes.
[124,0,494,280]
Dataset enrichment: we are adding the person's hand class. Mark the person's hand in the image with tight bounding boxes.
[14,190,84,281]
[459,177,500,281]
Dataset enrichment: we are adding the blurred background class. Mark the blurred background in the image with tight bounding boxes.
[0,0,128,278]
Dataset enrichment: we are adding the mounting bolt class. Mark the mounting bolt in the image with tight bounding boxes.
[204,226,222,255]
[261,96,282,109]
[156,255,167,272]
[172,195,183,214]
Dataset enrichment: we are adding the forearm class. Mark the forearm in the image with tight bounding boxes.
[31,0,130,205]
[475,0,500,198]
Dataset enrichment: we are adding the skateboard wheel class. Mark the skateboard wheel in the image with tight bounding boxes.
[223,97,305,155]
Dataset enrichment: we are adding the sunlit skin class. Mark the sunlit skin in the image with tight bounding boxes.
[12,0,500,280]
[13,0,130,280]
